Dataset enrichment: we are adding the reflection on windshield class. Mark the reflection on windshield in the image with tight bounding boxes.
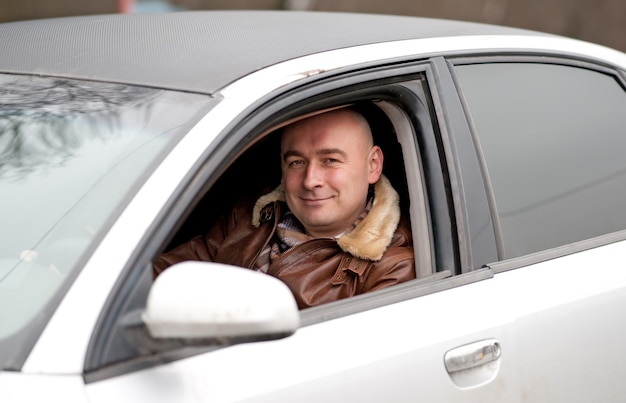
[0,78,157,180]
[0,74,211,359]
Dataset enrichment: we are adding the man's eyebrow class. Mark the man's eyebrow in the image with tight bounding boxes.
[282,148,347,161]
[317,148,347,157]
[282,150,302,161]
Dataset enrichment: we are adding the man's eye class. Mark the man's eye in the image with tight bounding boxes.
[288,160,305,167]
[323,158,340,164]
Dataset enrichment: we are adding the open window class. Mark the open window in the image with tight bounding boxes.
[86,71,455,377]
[159,99,433,284]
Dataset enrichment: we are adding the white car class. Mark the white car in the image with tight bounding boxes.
[2,10,626,402]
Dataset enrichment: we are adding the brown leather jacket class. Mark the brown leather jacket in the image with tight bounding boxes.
[154,176,415,309]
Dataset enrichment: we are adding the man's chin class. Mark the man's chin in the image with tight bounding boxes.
[300,216,337,234]
[302,217,333,229]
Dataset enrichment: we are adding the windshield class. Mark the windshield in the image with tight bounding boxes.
[0,74,213,367]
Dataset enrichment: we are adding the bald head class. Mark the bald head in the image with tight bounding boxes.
[282,108,374,151]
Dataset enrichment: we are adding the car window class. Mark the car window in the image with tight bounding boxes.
[156,101,421,303]
[0,74,212,362]
[454,62,626,258]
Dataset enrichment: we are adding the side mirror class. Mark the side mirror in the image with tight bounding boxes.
[141,261,299,345]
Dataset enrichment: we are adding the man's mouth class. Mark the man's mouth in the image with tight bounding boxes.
[301,196,332,205]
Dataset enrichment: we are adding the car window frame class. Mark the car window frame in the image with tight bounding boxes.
[427,56,500,273]
[84,60,464,379]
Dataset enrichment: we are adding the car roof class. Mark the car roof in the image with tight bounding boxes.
[0,10,549,94]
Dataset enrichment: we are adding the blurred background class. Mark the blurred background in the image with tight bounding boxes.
[1,0,624,52]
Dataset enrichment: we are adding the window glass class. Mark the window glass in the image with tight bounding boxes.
[455,63,626,258]
[0,74,212,366]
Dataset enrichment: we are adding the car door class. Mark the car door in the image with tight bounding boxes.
[82,55,626,403]
[78,58,503,402]
[449,57,626,401]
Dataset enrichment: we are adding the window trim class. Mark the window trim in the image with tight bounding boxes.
[376,100,432,278]
[488,229,626,274]
[428,57,499,272]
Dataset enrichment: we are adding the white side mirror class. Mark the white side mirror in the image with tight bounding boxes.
[142,261,300,342]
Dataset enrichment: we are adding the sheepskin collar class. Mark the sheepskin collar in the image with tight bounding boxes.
[251,175,400,261]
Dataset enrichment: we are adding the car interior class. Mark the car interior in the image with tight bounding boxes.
[162,102,408,252]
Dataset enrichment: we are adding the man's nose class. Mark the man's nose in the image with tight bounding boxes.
[303,162,323,189]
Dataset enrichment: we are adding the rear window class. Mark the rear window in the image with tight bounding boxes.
[454,62,626,258]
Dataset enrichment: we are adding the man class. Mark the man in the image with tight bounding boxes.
[154,106,415,308]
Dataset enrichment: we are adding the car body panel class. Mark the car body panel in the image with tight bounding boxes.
[1,11,623,96]
[0,372,86,403]
[221,34,626,102]
[80,239,626,403]
[0,11,547,94]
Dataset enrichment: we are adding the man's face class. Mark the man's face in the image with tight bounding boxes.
[280,109,383,238]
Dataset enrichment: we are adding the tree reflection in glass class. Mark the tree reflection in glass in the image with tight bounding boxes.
[0,74,211,349]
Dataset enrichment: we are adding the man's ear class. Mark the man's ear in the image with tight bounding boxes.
[368,146,384,184]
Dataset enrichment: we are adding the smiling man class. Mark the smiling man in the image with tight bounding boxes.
[281,108,383,238]
[154,106,415,308]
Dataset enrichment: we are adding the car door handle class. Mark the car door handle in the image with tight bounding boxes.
[444,339,502,388]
